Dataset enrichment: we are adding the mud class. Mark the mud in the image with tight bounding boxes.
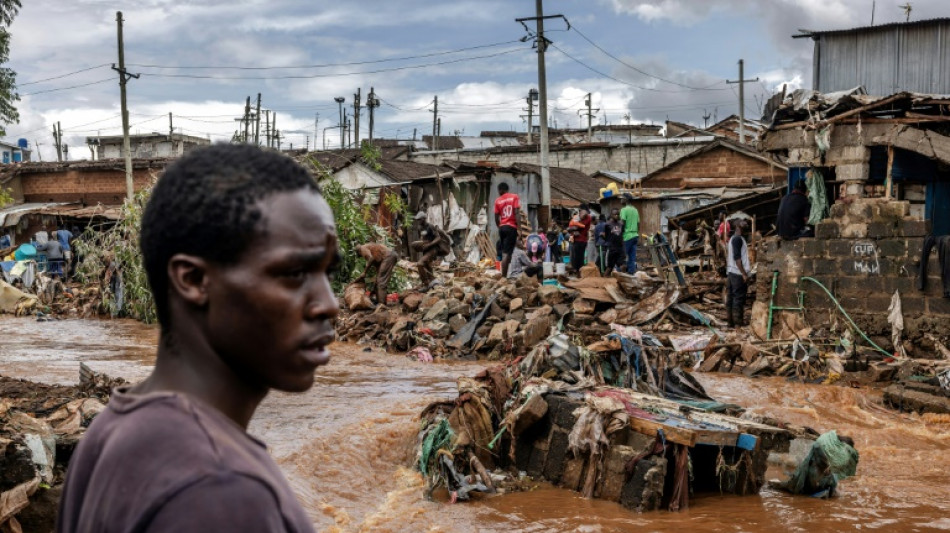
[2,316,949,532]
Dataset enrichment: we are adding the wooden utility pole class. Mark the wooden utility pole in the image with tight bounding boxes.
[579,92,599,143]
[264,110,271,148]
[272,113,277,148]
[367,87,380,145]
[168,112,173,139]
[243,97,251,142]
[353,88,361,148]
[113,11,139,201]
[431,95,438,150]
[525,88,537,144]
[726,59,759,144]
[516,2,567,223]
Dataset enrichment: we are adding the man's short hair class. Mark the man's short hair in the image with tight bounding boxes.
[141,144,321,327]
[794,179,808,192]
[497,182,509,194]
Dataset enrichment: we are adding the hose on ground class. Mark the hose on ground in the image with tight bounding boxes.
[800,276,891,357]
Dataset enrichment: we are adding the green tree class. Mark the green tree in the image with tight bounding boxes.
[0,0,21,135]
[0,186,12,207]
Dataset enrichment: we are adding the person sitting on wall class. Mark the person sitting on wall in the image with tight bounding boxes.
[777,180,813,240]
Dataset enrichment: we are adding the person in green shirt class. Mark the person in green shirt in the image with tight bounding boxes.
[619,194,640,273]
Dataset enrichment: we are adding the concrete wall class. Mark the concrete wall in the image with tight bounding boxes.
[100,139,207,159]
[755,198,949,345]
[409,141,706,176]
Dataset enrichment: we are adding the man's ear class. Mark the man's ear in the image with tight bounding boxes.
[167,254,211,308]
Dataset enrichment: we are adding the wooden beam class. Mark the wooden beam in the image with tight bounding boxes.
[885,146,894,200]
[627,415,697,447]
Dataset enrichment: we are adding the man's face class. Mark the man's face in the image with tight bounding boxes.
[205,189,339,393]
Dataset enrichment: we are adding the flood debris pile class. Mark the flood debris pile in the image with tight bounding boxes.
[0,365,124,532]
[337,262,740,361]
[414,331,827,512]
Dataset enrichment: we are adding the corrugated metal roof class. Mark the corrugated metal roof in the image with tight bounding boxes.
[798,17,950,38]
[0,202,121,227]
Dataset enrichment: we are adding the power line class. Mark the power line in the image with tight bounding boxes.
[135,48,525,80]
[127,40,521,70]
[19,64,112,87]
[21,78,113,97]
[569,25,729,92]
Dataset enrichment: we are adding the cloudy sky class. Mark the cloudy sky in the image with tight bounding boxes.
[4,0,947,161]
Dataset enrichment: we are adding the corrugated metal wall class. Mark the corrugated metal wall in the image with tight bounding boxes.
[816,21,950,95]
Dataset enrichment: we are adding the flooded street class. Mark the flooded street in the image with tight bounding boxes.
[2,316,949,532]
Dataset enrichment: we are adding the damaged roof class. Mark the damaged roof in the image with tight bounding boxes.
[503,162,604,206]
[0,158,172,186]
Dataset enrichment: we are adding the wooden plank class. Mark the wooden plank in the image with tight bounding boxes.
[627,416,697,447]
[692,429,739,447]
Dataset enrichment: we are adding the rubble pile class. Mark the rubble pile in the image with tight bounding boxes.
[413,330,835,512]
[0,365,125,532]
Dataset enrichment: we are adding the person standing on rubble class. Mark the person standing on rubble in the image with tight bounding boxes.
[56,226,74,280]
[36,232,65,278]
[620,193,640,274]
[354,242,398,304]
[593,213,608,273]
[727,219,751,327]
[494,182,521,277]
[605,208,625,273]
[777,180,813,240]
[57,144,337,533]
[568,207,592,273]
[411,212,451,289]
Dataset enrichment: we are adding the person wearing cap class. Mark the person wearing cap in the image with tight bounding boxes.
[727,219,751,327]
[620,194,640,273]
[777,180,813,240]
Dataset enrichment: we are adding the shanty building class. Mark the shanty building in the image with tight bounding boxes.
[86,132,211,160]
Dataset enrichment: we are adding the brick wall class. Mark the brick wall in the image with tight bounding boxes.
[20,169,155,204]
[755,198,948,345]
[645,146,782,188]
[409,142,704,176]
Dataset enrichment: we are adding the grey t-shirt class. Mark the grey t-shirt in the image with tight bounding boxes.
[57,388,315,533]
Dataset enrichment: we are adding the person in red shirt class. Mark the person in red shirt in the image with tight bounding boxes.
[568,208,592,273]
[494,182,521,277]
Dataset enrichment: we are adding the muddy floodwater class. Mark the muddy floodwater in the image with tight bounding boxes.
[2,316,949,532]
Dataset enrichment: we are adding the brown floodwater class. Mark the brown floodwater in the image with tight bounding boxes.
[1,316,949,532]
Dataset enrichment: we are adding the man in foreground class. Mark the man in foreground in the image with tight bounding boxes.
[494,182,520,277]
[58,144,338,532]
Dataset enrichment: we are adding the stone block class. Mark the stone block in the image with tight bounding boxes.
[836,276,881,293]
[487,320,520,344]
[876,239,906,258]
[509,298,523,312]
[906,237,926,258]
[835,163,869,181]
[815,221,840,239]
[449,314,467,334]
[813,258,839,275]
[546,394,579,430]
[867,221,897,239]
[619,457,666,512]
[899,219,932,238]
[827,240,853,257]
[881,276,916,295]
[600,445,636,502]
[522,315,553,348]
[900,296,926,315]
[928,298,950,316]
[802,239,825,258]
[840,223,868,239]
[560,457,587,492]
[538,285,564,305]
[881,201,910,218]
[542,429,571,484]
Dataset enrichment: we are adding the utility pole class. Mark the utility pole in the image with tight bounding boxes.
[113,11,140,201]
[272,113,277,148]
[52,123,62,162]
[243,97,251,143]
[726,59,759,144]
[436,118,441,141]
[523,88,538,143]
[168,112,173,139]
[516,2,568,223]
[254,93,261,146]
[313,113,319,152]
[334,96,345,150]
[34,140,42,162]
[578,92,599,143]
[624,113,632,187]
[702,109,711,129]
[430,95,438,150]
[367,87,380,145]
[353,88,361,148]
[264,110,271,148]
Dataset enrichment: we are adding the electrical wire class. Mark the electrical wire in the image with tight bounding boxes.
[21,78,113,97]
[127,40,521,70]
[136,48,525,80]
[570,26,729,92]
[19,64,112,87]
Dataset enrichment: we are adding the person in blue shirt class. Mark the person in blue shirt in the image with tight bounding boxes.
[593,215,608,273]
[56,227,74,278]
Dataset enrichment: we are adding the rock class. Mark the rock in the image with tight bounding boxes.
[451,287,465,300]
[422,320,452,338]
[423,300,450,322]
[512,395,549,435]
[391,316,413,335]
[579,264,601,278]
[552,304,570,317]
[571,313,596,327]
[508,310,525,323]
[526,305,553,321]
[572,299,596,315]
[488,320,520,344]
[420,294,441,310]
[538,285,564,306]
[449,313,468,334]
[523,315,553,348]
[490,301,507,319]
[344,283,374,310]
[510,298,524,312]
[447,298,469,317]
[402,292,424,312]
